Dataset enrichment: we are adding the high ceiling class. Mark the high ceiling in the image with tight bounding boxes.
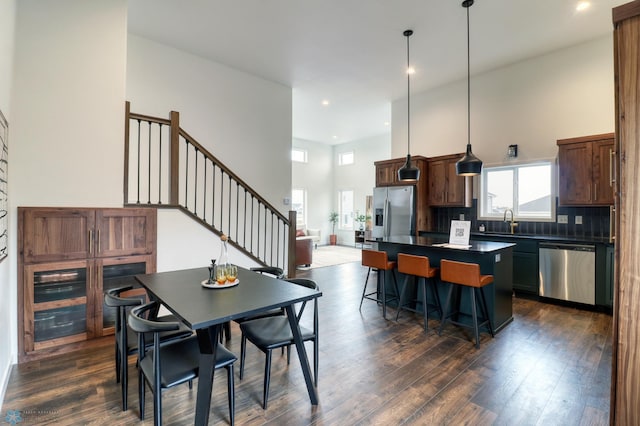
[128,0,627,144]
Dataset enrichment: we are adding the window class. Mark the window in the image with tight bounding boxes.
[338,151,354,166]
[292,149,307,163]
[338,190,354,230]
[479,161,554,221]
[292,189,306,227]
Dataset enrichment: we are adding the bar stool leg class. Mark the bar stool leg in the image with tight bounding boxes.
[395,275,411,321]
[420,277,429,332]
[381,270,388,319]
[478,287,495,337]
[438,283,454,336]
[359,267,373,311]
[470,287,480,349]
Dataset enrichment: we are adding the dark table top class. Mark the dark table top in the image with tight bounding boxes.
[376,235,515,253]
[135,267,322,330]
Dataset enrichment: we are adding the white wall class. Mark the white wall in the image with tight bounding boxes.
[0,0,16,411]
[392,35,615,165]
[333,134,390,244]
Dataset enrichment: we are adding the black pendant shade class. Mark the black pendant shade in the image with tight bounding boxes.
[455,0,483,176]
[398,29,420,182]
[398,154,420,181]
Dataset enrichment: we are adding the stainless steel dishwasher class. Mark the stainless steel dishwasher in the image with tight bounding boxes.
[539,243,595,305]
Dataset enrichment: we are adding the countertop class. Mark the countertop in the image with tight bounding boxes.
[419,230,613,245]
[376,235,515,253]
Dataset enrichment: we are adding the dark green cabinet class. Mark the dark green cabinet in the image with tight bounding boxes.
[512,251,539,294]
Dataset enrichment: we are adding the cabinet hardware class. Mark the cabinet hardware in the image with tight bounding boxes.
[610,149,616,187]
[88,230,93,255]
[610,205,616,243]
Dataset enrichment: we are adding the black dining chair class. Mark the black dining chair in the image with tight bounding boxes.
[104,286,192,411]
[238,278,319,409]
[128,301,237,426]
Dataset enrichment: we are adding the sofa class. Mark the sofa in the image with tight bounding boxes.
[295,238,313,267]
[296,226,321,248]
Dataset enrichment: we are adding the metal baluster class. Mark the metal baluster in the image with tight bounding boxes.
[158,123,163,204]
[211,164,216,226]
[203,157,207,223]
[194,147,199,217]
[147,121,152,204]
[228,177,232,236]
[136,119,141,204]
[220,170,225,233]
[184,139,189,209]
[235,183,240,242]
[250,195,255,255]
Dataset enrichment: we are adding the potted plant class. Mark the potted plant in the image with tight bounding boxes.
[355,214,370,231]
[329,211,339,245]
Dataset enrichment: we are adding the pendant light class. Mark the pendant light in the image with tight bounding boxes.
[456,0,483,176]
[397,29,420,182]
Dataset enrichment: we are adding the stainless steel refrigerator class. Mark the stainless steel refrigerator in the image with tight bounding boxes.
[372,186,416,239]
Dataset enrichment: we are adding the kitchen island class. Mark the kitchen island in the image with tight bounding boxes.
[375,236,515,332]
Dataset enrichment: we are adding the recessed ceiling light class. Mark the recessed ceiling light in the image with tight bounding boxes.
[384,122,390,126]
[321,100,330,106]
[576,1,590,12]
[407,67,415,75]
[332,135,338,139]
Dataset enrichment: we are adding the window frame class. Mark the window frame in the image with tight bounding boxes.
[338,189,354,230]
[338,151,354,166]
[291,188,307,227]
[478,159,556,222]
[292,148,308,163]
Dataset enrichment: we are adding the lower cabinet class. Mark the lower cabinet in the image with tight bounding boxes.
[22,255,154,360]
[512,251,539,294]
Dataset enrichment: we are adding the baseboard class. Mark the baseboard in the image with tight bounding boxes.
[0,357,12,414]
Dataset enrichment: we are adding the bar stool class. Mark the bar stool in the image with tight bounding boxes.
[359,249,400,319]
[396,253,442,332]
[438,259,495,348]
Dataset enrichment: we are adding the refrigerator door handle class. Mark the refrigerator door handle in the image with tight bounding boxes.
[384,199,390,238]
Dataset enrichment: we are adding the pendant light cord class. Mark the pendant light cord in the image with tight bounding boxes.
[406,32,411,155]
[466,4,471,149]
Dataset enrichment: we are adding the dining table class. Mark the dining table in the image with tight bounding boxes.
[135,266,323,425]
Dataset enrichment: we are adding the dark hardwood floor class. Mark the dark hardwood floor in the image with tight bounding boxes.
[3,262,612,425]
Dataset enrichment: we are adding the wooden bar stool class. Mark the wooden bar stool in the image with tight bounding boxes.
[396,253,442,332]
[438,259,495,348]
[360,249,400,319]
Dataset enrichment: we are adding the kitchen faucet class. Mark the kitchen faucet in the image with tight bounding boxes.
[503,208,518,234]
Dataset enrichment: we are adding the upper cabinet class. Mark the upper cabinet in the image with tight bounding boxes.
[21,208,156,263]
[557,133,615,206]
[427,153,466,207]
[374,155,430,231]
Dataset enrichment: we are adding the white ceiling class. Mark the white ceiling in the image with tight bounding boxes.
[128,0,627,145]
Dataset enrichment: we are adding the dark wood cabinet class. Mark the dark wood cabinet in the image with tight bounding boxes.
[557,133,615,206]
[427,153,466,206]
[374,156,430,232]
[18,207,157,363]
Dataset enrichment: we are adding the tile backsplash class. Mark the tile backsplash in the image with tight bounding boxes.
[431,199,611,240]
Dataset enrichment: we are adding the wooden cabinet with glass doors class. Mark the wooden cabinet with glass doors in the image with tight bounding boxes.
[18,207,156,363]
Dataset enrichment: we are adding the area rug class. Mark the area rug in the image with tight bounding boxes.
[306,244,363,269]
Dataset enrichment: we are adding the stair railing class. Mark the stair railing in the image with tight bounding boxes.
[123,102,296,275]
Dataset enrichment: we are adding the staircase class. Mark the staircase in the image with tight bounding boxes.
[123,102,296,275]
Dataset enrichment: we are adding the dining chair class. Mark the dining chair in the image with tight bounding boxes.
[128,301,237,426]
[104,286,192,411]
[238,278,319,409]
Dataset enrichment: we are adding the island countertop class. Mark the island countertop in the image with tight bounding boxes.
[377,235,515,253]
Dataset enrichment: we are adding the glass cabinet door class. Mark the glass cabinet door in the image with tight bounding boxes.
[26,261,89,349]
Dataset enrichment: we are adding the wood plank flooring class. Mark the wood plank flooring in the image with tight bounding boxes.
[3,262,612,425]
